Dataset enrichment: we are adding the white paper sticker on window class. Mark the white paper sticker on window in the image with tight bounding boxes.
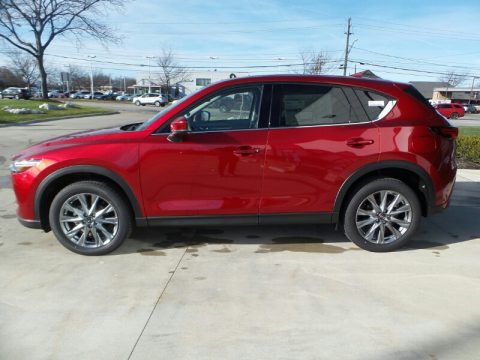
[368,100,385,107]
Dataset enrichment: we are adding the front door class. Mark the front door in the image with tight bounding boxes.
[139,85,269,219]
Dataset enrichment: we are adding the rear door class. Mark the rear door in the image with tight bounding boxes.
[259,83,381,217]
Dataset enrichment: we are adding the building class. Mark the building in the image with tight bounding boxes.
[350,70,381,79]
[409,81,449,100]
[134,70,248,98]
[432,86,480,104]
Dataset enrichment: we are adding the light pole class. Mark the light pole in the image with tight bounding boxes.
[87,55,96,99]
[209,56,219,71]
[469,76,477,105]
[146,56,155,93]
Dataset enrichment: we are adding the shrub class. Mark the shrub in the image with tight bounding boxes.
[457,135,480,163]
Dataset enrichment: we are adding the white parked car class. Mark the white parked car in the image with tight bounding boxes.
[132,93,167,107]
[70,91,90,99]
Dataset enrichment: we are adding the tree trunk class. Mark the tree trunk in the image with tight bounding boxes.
[37,53,48,100]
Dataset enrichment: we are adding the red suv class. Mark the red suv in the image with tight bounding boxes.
[10,75,458,255]
[434,103,465,119]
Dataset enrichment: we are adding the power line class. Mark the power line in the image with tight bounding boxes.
[348,59,480,78]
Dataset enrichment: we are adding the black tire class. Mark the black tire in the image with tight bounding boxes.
[15,94,20,100]
[49,181,132,255]
[344,178,421,252]
[154,101,160,107]
[450,112,459,119]
[135,100,141,106]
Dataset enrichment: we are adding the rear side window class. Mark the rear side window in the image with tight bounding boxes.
[274,84,367,127]
[354,89,394,120]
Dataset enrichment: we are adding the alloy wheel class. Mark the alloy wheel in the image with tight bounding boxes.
[59,193,119,248]
[355,190,412,244]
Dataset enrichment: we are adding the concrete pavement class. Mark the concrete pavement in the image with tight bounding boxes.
[0,113,479,360]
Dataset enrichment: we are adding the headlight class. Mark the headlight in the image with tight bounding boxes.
[9,159,43,173]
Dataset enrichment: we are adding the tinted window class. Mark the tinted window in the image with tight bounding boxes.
[439,104,449,108]
[196,78,211,87]
[404,85,432,108]
[275,84,365,127]
[354,89,393,120]
[183,86,262,132]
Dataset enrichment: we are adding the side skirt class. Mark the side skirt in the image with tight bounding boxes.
[144,213,333,227]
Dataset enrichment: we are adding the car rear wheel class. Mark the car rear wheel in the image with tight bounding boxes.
[344,178,421,252]
[15,94,20,100]
[49,181,132,255]
[450,112,459,119]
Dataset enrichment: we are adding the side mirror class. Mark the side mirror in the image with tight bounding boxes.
[167,116,188,143]
[200,110,210,122]
[193,110,210,124]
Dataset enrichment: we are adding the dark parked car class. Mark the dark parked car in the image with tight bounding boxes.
[100,93,118,101]
[9,75,458,255]
[463,104,478,114]
[0,87,31,100]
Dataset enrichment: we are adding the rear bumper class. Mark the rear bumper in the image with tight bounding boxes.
[18,217,42,229]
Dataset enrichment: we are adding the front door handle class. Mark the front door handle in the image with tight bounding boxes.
[233,146,260,157]
[346,138,375,148]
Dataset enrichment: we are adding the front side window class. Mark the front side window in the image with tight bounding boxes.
[274,84,367,127]
[183,86,262,132]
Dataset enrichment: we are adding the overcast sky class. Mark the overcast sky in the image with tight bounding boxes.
[1,0,480,84]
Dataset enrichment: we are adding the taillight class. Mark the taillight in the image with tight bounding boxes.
[430,127,458,139]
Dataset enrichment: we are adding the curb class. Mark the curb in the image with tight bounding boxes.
[0,111,119,128]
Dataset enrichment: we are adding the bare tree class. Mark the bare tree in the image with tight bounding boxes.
[300,50,335,75]
[68,65,90,90]
[439,71,468,87]
[155,48,190,98]
[0,66,24,89]
[0,0,125,99]
[7,51,39,89]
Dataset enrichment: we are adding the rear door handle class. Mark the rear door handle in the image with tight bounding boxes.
[346,138,375,148]
[233,146,260,157]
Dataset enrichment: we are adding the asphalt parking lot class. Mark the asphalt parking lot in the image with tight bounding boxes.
[1,111,480,360]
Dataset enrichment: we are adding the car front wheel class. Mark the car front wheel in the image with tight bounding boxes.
[135,100,141,106]
[49,181,132,255]
[450,112,459,119]
[344,178,421,252]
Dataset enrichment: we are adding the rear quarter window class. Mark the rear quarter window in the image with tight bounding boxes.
[354,89,395,120]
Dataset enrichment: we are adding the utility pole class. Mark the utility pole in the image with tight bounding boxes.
[146,56,154,93]
[469,76,477,105]
[87,55,96,99]
[343,17,352,76]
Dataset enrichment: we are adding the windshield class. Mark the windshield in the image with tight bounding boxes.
[136,94,193,131]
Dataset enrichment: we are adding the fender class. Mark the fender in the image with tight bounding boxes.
[332,160,436,222]
[34,165,146,225]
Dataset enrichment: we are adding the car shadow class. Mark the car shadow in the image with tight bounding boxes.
[112,181,480,256]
